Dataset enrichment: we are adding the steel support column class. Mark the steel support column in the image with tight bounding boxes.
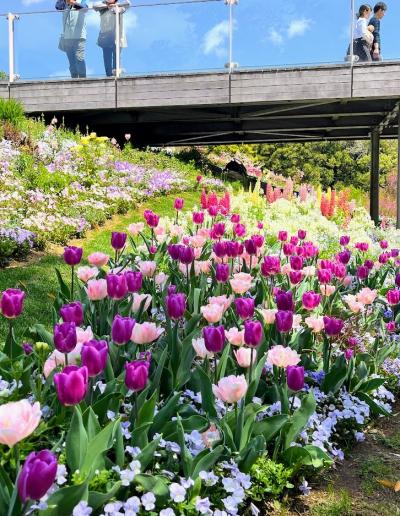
[397,113,400,229]
[370,129,380,225]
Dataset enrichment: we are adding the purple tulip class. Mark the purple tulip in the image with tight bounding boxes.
[213,241,227,258]
[0,288,25,318]
[282,243,294,256]
[395,273,400,288]
[244,239,257,256]
[215,264,230,283]
[337,250,351,265]
[54,322,77,353]
[356,265,369,281]
[179,246,195,265]
[203,325,225,353]
[63,246,83,266]
[302,291,321,311]
[317,268,331,284]
[168,244,183,261]
[261,255,281,276]
[278,231,288,242]
[391,249,399,258]
[303,242,319,258]
[320,260,334,271]
[339,235,350,246]
[111,315,135,345]
[18,450,57,503]
[106,273,128,300]
[244,319,263,347]
[81,339,108,377]
[348,337,358,347]
[54,365,88,405]
[60,301,83,326]
[174,198,184,210]
[344,348,354,360]
[226,241,243,258]
[166,293,186,320]
[275,310,293,333]
[193,212,205,225]
[252,234,264,248]
[22,343,34,355]
[289,271,302,285]
[144,210,160,228]
[212,223,225,239]
[125,360,150,391]
[290,255,303,271]
[231,214,240,223]
[235,298,255,320]
[332,263,346,279]
[364,259,374,270]
[387,289,400,306]
[111,232,127,250]
[233,223,246,238]
[168,284,177,295]
[125,271,143,293]
[379,252,390,264]
[286,365,305,391]
[323,316,344,336]
[275,290,295,312]
[298,229,307,240]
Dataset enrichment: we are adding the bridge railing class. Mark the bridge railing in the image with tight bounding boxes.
[0,0,396,82]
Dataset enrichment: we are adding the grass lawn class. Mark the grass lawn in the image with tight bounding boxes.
[0,190,200,341]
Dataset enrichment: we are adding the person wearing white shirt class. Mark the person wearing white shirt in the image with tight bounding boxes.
[352,4,375,62]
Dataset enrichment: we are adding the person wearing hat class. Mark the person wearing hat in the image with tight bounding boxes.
[94,0,130,77]
[56,0,88,78]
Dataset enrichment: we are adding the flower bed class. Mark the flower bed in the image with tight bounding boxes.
[0,190,400,515]
[0,124,224,266]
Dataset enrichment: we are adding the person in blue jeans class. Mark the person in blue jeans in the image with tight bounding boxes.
[94,0,130,77]
[56,0,88,78]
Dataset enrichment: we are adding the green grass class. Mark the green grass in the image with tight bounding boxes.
[0,190,200,341]
[381,431,400,451]
[360,457,393,496]
[309,490,352,516]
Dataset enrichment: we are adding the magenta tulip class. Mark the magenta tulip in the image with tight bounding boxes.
[143,210,160,228]
[275,290,295,312]
[323,316,344,336]
[302,291,321,311]
[111,232,127,251]
[18,450,57,503]
[213,241,227,258]
[387,289,400,306]
[60,301,83,326]
[317,269,331,284]
[216,263,230,283]
[179,246,195,265]
[174,198,184,210]
[166,293,186,320]
[54,365,88,405]
[261,256,281,276]
[298,229,306,240]
[275,310,293,333]
[0,288,25,318]
[278,231,288,242]
[235,298,255,320]
[193,212,204,225]
[290,255,303,271]
[125,360,150,391]
[111,315,135,345]
[125,271,143,293]
[244,319,263,347]
[54,322,77,353]
[63,246,83,266]
[244,239,257,255]
[106,273,128,300]
[203,325,225,353]
[339,235,350,246]
[286,365,305,391]
[81,339,108,377]
[356,265,369,281]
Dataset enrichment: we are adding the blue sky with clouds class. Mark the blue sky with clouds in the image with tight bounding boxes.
[1,0,400,79]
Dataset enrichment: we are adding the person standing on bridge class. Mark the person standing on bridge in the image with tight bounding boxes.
[56,0,88,79]
[369,2,387,61]
[352,4,375,62]
[94,0,131,77]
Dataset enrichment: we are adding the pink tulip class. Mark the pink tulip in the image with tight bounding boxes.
[320,284,336,296]
[86,279,108,300]
[76,326,94,344]
[209,295,234,312]
[344,294,364,314]
[192,337,214,358]
[357,287,377,305]
[43,344,83,377]
[260,308,277,324]
[267,345,300,368]
[304,315,325,333]
[230,272,253,294]
[87,252,109,267]
[212,375,248,403]
[225,327,245,346]
[138,261,157,278]
[0,400,41,447]
[132,293,152,313]
[234,347,256,368]
[201,303,225,323]
[128,222,145,236]
[343,275,353,287]
[77,266,99,282]
[131,322,164,344]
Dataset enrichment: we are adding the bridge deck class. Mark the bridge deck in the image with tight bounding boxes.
[1,63,400,145]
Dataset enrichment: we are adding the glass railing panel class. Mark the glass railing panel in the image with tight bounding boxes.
[0,15,8,80]
[234,0,353,69]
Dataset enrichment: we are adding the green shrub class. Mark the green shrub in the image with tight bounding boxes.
[0,98,24,124]
[248,456,294,500]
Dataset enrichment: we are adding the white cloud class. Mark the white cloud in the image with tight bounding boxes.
[268,28,283,46]
[287,18,311,38]
[202,20,229,57]
[86,9,137,30]
[22,0,46,5]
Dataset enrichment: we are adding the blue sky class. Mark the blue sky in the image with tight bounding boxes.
[1,0,400,79]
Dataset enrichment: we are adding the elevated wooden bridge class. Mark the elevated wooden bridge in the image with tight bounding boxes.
[1,62,400,224]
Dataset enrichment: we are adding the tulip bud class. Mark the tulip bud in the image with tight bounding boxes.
[179,246,195,265]
[111,232,127,250]
[275,310,293,333]
[125,360,150,391]
[81,339,108,377]
[60,301,83,326]
[213,241,227,258]
[323,316,344,336]
[203,325,225,353]
[298,229,306,240]
[54,365,88,405]
[235,297,255,320]
[111,314,135,345]
[317,268,331,284]
[244,320,263,347]
[275,290,295,312]
[0,288,25,318]
[244,239,257,256]
[215,263,230,283]
[143,210,160,228]
[174,198,184,210]
[278,231,288,242]
[286,365,305,391]
[166,293,186,320]
[106,273,128,300]
[54,322,77,354]
[339,235,350,246]
[63,246,83,266]
[18,450,57,503]
[125,271,143,293]
[387,289,400,306]
[193,212,205,225]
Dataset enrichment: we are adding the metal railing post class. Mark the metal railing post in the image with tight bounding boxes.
[7,13,16,83]
[115,4,121,78]
[225,0,238,72]
[350,0,355,66]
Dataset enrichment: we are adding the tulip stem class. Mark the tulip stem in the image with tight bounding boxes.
[133,391,138,423]
[71,265,75,301]
[20,502,30,516]
[64,353,69,367]
[13,444,20,477]
[214,355,218,384]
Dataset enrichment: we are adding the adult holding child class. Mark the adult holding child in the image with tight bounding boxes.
[94,0,131,77]
[56,0,88,78]
[352,4,375,62]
